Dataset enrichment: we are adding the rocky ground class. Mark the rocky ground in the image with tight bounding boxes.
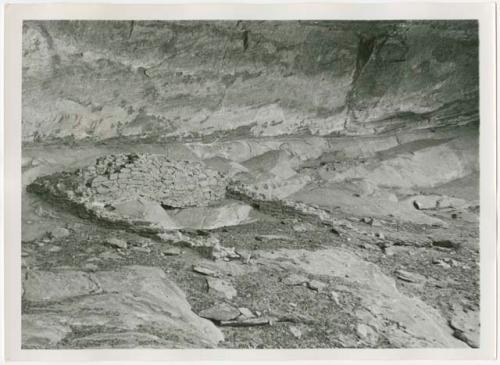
[21,124,479,349]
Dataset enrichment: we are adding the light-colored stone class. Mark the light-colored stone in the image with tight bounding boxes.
[47,245,62,253]
[199,303,240,322]
[212,245,240,261]
[193,265,220,277]
[161,246,182,256]
[307,280,327,291]
[394,269,425,283]
[105,237,128,249]
[282,274,309,286]
[50,227,70,239]
[23,270,101,302]
[23,266,223,348]
[330,291,341,305]
[356,323,379,346]
[131,246,150,253]
[412,195,439,210]
[171,201,258,230]
[292,222,315,232]
[289,326,302,339]
[22,313,72,348]
[206,277,237,299]
[433,258,451,269]
[238,307,255,319]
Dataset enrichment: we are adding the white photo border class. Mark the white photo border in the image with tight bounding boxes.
[3,2,497,362]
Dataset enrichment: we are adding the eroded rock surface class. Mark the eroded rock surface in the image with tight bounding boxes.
[22,266,224,348]
[259,248,466,348]
[23,21,477,142]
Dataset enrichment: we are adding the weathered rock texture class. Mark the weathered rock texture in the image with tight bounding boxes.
[22,266,224,348]
[22,20,478,142]
[259,248,468,348]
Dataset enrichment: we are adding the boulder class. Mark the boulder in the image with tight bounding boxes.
[22,266,223,348]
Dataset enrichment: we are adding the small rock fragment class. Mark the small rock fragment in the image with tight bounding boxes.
[199,303,240,322]
[394,269,424,283]
[236,250,252,264]
[126,238,153,248]
[238,307,255,319]
[50,227,70,239]
[47,245,62,253]
[413,196,438,210]
[132,246,151,253]
[193,265,220,277]
[432,258,451,268]
[293,222,314,232]
[356,323,379,345]
[330,291,341,305]
[289,326,302,338]
[212,245,240,261]
[307,279,327,291]
[361,217,373,225]
[282,274,309,286]
[161,246,182,256]
[447,258,460,266]
[83,263,99,271]
[383,245,396,256]
[206,277,237,299]
[105,237,128,249]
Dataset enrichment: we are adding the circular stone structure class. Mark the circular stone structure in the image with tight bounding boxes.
[77,153,228,208]
[28,153,229,215]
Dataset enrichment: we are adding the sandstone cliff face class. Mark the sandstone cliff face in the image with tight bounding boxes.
[22,20,478,142]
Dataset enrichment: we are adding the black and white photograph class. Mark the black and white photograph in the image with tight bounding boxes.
[4,3,496,360]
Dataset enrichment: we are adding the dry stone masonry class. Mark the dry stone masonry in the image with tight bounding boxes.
[28,153,228,231]
[82,153,227,207]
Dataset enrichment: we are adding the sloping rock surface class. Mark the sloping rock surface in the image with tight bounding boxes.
[22,266,224,348]
[259,248,467,348]
[22,20,478,142]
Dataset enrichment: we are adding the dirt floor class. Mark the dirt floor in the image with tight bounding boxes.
[21,131,480,349]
